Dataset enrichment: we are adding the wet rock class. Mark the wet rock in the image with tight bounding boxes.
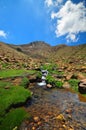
[65,109,72,114]
[63,82,71,89]
[32,126,36,130]
[56,114,65,122]
[33,116,40,123]
[37,121,42,126]
[78,79,86,94]
[62,124,67,129]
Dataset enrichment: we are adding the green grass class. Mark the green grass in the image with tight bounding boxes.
[0,69,36,78]
[68,79,80,92]
[0,81,32,117]
[20,77,30,88]
[46,75,63,88]
[41,63,58,72]
[0,80,32,130]
[0,108,30,130]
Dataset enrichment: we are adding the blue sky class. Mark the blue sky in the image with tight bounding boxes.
[0,0,86,46]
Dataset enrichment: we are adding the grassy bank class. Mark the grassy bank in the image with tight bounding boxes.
[0,69,33,130]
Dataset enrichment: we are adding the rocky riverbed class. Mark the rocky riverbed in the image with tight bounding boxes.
[20,83,86,130]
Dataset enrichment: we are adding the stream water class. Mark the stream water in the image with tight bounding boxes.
[20,83,86,130]
[20,70,86,130]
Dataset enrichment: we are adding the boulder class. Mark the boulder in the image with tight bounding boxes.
[78,79,86,94]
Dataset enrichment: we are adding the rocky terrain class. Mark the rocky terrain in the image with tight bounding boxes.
[0,42,41,69]
[0,41,86,130]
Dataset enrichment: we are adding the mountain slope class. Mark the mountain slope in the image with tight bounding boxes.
[12,41,51,59]
[0,42,36,69]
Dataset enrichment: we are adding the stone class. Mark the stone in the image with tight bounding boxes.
[37,121,42,125]
[56,114,65,122]
[78,79,86,94]
[47,84,52,88]
[63,82,71,89]
[33,116,40,123]
[66,73,73,80]
[65,109,72,114]
[32,126,36,130]
[77,73,85,80]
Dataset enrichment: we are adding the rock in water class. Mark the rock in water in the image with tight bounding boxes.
[78,79,86,94]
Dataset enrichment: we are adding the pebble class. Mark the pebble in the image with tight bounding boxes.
[33,116,40,123]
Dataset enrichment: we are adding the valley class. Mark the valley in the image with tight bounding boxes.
[0,41,86,130]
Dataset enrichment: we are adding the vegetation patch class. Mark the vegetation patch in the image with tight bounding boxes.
[20,77,30,88]
[0,81,32,116]
[68,79,80,92]
[0,108,30,130]
[0,69,36,78]
[41,63,58,73]
[46,75,63,88]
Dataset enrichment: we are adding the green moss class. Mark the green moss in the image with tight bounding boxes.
[0,108,30,130]
[0,81,32,117]
[20,77,29,88]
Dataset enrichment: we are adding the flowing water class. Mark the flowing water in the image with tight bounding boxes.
[21,83,86,130]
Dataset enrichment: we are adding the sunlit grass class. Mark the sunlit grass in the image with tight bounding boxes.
[0,69,36,78]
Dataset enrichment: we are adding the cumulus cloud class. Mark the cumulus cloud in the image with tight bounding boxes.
[51,0,86,42]
[0,30,7,38]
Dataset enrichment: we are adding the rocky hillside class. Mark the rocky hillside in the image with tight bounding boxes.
[12,41,51,60]
[0,41,86,72]
[0,42,39,69]
[13,41,86,66]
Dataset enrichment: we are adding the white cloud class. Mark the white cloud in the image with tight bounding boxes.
[51,0,86,42]
[45,0,63,7]
[45,0,53,7]
[0,30,7,38]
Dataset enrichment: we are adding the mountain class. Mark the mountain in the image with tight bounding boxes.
[12,41,51,60]
[15,41,86,66]
[0,41,86,72]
